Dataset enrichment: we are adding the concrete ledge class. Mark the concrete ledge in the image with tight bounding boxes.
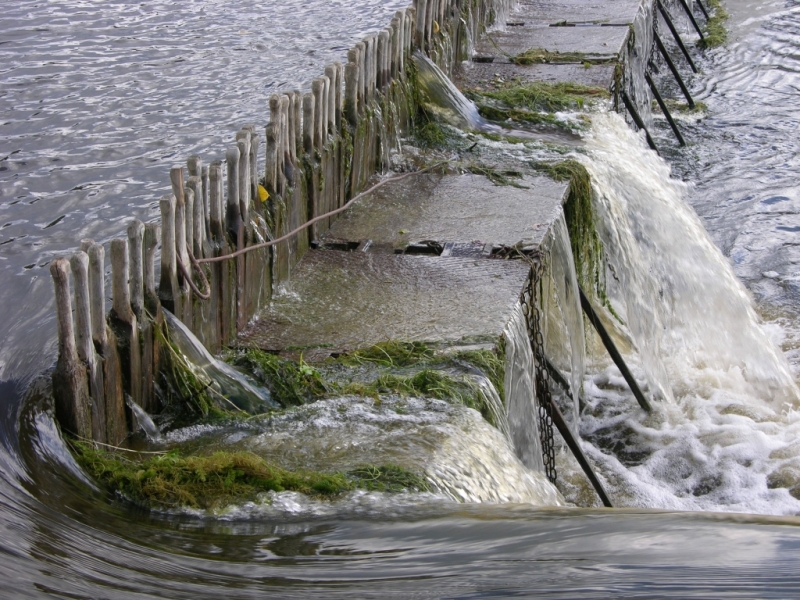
[474,26,630,63]
[322,173,568,252]
[456,62,617,91]
[236,251,531,358]
[512,0,643,25]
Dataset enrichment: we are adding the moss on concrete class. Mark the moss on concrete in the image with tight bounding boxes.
[466,80,609,113]
[338,341,435,368]
[513,48,613,66]
[534,160,605,297]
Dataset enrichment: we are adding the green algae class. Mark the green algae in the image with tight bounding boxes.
[226,344,508,429]
[463,81,607,131]
[700,0,729,49]
[227,349,328,408]
[513,48,613,66]
[72,441,429,510]
[338,341,435,368]
[153,320,218,418]
[533,160,605,298]
[467,81,609,113]
[453,348,506,402]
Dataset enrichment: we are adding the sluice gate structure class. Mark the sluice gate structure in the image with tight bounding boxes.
[47,0,712,502]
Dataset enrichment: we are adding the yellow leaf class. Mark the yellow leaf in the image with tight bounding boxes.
[433,20,440,34]
[258,184,269,202]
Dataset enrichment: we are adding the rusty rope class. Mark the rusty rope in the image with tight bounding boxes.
[195,162,447,264]
[177,251,211,300]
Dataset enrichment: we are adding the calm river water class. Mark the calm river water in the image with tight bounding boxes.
[3,0,800,596]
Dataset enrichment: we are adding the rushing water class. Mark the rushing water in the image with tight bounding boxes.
[5,0,800,596]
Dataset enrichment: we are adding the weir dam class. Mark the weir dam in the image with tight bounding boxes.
[6,0,800,593]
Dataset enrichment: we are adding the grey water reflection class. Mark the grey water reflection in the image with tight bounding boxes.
[661,0,800,369]
[0,0,407,382]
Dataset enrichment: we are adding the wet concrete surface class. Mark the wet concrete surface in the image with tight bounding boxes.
[475,26,629,63]
[468,0,642,89]
[456,62,617,91]
[322,172,567,252]
[236,250,531,357]
[511,0,643,26]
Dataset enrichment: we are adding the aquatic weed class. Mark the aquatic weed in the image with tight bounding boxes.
[72,441,429,509]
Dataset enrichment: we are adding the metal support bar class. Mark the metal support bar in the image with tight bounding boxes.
[677,0,705,41]
[579,287,652,412]
[620,91,659,155]
[657,0,698,73]
[546,393,613,508]
[544,355,586,412]
[645,72,686,146]
[654,30,696,108]
[696,0,711,20]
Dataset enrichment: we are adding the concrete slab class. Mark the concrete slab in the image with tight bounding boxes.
[455,62,617,91]
[236,250,531,356]
[474,25,630,63]
[511,0,643,26]
[321,172,567,251]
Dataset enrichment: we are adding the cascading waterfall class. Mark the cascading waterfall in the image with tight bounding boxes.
[502,303,544,473]
[542,214,586,427]
[569,112,800,514]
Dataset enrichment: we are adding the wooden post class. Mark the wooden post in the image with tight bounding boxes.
[325,65,337,135]
[303,93,315,155]
[226,146,245,332]
[127,219,144,319]
[158,194,179,314]
[70,251,105,443]
[187,176,205,256]
[378,31,389,90]
[292,90,302,164]
[110,238,142,411]
[50,258,92,439]
[236,132,251,227]
[208,161,224,241]
[226,146,242,244]
[174,184,191,324]
[201,165,210,240]
[425,0,435,51]
[250,129,262,204]
[270,95,284,197]
[265,122,278,197]
[390,18,400,80]
[416,0,428,51]
[321,76,330,143]
[363,36,375,102]
[286,93,297,168]
[354,42,366,112]
[86,243,106,348]
[110,239,134,325]
[84,238,125,445]
[395,10,406,73]
[345,62,359,127]
[184,186,194,265]
[312,79,324,150]
[144,222,160,302]
[406,8,415,57]
[279,95,291,180]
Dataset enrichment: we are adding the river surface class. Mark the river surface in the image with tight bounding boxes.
[4,0,800,596]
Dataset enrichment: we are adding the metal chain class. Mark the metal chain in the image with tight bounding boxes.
[522,252,558,485]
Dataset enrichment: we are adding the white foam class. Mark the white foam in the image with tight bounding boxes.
[558,113,800,515]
